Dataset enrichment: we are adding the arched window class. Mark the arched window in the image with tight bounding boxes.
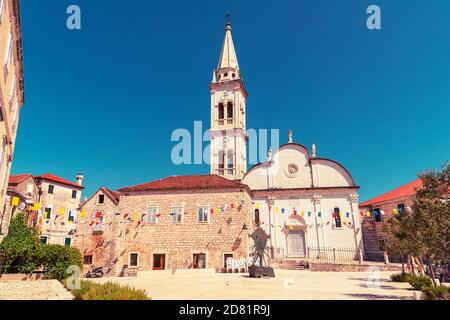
[226,150,234,169]
[254,209,260,225]
[218,150,225,170]
[227,101,233,118]
[218,103,225,120]
[333,207,342,228]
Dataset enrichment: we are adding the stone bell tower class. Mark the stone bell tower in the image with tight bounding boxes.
[209,15,247,180]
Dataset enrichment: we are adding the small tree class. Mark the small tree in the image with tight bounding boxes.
[383,161,449,284]
[383,210,421,274]
[0,213,41,274]
[413,162,450,285]
[0,212,82,281]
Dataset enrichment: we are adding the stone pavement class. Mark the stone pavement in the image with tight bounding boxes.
[91,268,421,300]
[0,280,74,300]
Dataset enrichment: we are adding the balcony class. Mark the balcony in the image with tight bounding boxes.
[216,118,234,126]
[216,167,235,176]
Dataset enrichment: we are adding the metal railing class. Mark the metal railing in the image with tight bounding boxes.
[307,247,403,265]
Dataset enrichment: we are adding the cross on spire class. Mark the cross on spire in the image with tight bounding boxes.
[226,11,231,25]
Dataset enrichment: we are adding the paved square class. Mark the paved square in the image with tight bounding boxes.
[91,269,420,300]
[0,280,73,300]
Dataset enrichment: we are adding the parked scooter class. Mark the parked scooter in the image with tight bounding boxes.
[85,265,104,278]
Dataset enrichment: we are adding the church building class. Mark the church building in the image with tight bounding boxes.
[74,17,364,275]
[208,17,364,261]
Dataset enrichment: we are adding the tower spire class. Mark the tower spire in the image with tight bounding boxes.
[217,12,239,74]
[209,16,247,180]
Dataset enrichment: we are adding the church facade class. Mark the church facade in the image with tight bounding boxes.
[208,18,364,260]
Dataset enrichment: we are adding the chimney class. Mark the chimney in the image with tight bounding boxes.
[76,173,84,186]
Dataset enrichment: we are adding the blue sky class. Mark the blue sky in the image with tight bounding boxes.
[12,0,450,201]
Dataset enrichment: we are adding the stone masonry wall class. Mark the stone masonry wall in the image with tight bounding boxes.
[74,187,253,276]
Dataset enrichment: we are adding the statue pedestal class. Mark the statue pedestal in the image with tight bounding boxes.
[248,265,275,278]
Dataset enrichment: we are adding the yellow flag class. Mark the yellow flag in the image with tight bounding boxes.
[255,203,260,209]
[393,208,398,215]
[275,207,279,213]
[215,207,220,213]
[365,211,371,217]
[301,210,305,217]
[32,202,40,211]
[59,207,65,215]
[11,196,19,207]
[80,210,87,218]
[133,213,139,221]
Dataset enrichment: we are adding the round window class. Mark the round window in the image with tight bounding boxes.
[284,163,299,178]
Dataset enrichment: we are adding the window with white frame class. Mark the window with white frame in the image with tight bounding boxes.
[68,210,75,222]
[198,205,209,222]
[26,183,33,194]
[129,252,139,267]
[64,237,72,246]
[9,74,16,104]
[0,146,4,172]
[170,206,183,223]
[4,30,12,68]
[0,0,5,24]
[40,235,48,245]
[147,206,158,223]
[44,207,52,220]
[1,163,8,191]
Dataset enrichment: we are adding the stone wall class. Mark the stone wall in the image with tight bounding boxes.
[309,262,402,272]
[360,195,414,251]
[74,187,253,276]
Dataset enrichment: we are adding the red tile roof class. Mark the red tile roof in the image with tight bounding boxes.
[360,178,422,207]
[118,174,247,193]
[101,186,121,204]
[9,174,33,185]
[34,173,84,189]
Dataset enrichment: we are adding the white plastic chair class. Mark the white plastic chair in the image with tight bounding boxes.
[226,257,233,273]
[246,257,253,269]
[232,259,240,273]
[239,258,246,272]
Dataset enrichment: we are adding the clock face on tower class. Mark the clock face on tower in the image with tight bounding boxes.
[221,137,228,148]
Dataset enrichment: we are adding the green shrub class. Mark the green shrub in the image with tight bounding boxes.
[71,280,94,300]
[0,213,83,281]
[390,272,413,282]
[408,275,433,291]
[71,280,150,300]
[39,244,82,281]
[422,285,449,300]
[0,213,41,274]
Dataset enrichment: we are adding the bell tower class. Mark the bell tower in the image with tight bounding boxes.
[209,15,247,180]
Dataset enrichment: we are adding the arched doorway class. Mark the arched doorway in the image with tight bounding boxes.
[284,215,307,257]
[287,230,306,257]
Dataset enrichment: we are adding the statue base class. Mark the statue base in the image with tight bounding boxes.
[248,265,275,278]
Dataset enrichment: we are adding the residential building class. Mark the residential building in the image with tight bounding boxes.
[359,179,422,252]
[0,0,25,240]
[34,173,84,246]
[74,176,252,275]
[4,173,38,228]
